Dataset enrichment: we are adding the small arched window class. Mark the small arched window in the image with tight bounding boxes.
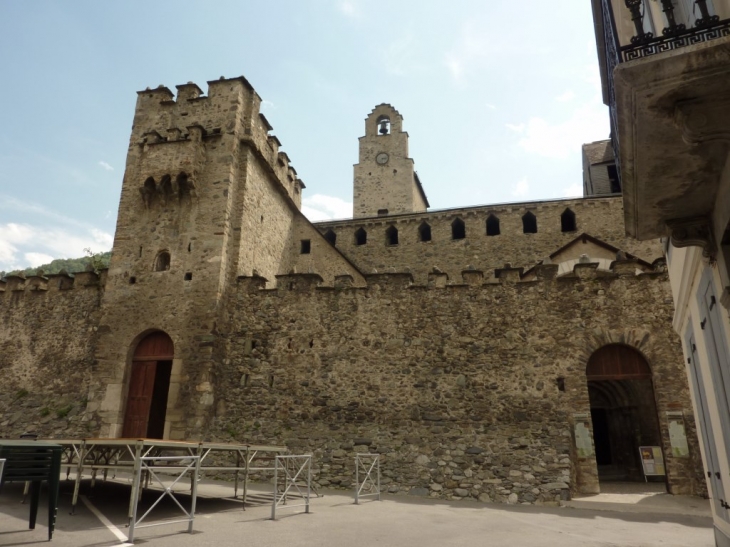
[386,225,399,246]
[561,208,576,232]
[452,218,466,240]
[176,172,191,197]
[355,228,367,246]
[324,229,337,246]
[486,214,500,236]
[522,212,537,234]
[418,222,432,242]
[154,251,171,271]
[159,175,172,196]
[141,177,156,207]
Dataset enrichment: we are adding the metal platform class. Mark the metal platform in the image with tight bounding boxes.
[43,438,287,524]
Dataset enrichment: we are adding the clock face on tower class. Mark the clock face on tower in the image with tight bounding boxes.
[376,152,389,165]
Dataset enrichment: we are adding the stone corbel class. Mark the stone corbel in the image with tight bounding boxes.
[674,97,730,146]
[667,216,716,260]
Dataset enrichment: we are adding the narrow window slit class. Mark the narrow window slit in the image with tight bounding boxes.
[324,229,337,245]
[486,215,500,236]
[386,225,399,246]
[522,212,537,234]
[418,222,432,242]
[452,218,466,240]
[355,228,367,246]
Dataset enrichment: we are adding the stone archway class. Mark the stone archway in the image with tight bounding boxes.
[586,344,665,486]
[122,331,174,439]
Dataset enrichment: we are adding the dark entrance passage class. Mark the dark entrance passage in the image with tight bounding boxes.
[586,344,665,486]
[122,331,174,439]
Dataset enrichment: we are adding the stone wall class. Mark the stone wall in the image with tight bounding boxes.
[0,76,706,507]
[0,272,103,438]
[211,264,705,503]
[315,196,662,285]
[88,78,364,439]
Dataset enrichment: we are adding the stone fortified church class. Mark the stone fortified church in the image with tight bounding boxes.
[0,76,707,504]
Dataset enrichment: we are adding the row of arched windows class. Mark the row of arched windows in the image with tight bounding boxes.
[141,173,194,208]
[323,209,577,247]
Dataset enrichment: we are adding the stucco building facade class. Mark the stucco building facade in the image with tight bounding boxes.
[590,0,730,543]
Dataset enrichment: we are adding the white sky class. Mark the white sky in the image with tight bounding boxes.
[0,0,608,272]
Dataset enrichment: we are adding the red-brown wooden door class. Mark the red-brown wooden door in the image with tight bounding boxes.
[122,361,157,438]
[121,332,174,439]
[586,344,652,381]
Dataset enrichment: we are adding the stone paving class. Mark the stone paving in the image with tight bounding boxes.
[0,477,714,546]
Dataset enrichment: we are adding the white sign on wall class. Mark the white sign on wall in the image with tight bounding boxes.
[667,412,690,458]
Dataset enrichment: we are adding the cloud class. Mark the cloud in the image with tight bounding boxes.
[24,252,55,268]
[563,183,583,197]
[555,90,576,103]
[512,102,608,160]
[506,123,525,133]
[381,30,420,76]
[261,100,275,111]
[512,178,529,198]
[0,225,106,271]
[444,23,494,84]
[485,103,497,110]
[98,161,114,171]
[0,221,113,272]
[337,0,360,18]
[301,194,352,221]
[0,194,95,231]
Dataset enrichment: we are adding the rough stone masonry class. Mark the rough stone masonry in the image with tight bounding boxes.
[0,75,707,504]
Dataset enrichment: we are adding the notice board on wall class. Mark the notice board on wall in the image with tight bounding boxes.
[639,446,666,477]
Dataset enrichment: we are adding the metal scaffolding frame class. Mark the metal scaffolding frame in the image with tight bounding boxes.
[127,454,201,543]
[43,438,286,521]
[354,453,381,504]
[271,454,311,520]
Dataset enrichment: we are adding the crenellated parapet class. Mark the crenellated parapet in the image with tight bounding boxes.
[0,270,106,297]
[316,204,663,286]
[129,77,305,210]
[235,257,668,296]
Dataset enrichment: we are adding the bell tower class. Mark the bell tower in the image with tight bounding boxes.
[353,104,429,218]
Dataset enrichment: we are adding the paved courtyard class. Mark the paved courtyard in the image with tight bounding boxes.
[0,477,715,547]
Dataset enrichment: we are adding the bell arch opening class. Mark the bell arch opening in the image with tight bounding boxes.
[585,344,665,488]
[122,331,174,439]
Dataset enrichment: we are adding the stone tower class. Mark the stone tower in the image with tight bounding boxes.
[91,77,310,439]
[353,104,429,218]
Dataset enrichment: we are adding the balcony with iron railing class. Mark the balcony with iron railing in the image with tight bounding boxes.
[594,0,730,246]
[617,0,730,60]
[601,0,730,158]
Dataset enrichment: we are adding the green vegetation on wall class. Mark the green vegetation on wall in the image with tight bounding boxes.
[0,250,111,279]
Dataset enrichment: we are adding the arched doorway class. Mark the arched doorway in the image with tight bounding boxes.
[122,331,174,439]
[586,344,664,485]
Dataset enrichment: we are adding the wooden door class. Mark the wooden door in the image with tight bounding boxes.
[122,361,157,438]
[586,344,651,381]
[121,331,174,439]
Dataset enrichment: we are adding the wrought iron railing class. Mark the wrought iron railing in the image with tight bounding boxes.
[613,0,730,61]
[621,18,730,60]
[599,0,730,189]
[601,0,622,186]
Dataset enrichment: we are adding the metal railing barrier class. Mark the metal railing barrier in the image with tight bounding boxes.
[127,455,201,543]
[354,453,381,504]
[271,454,311,520]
